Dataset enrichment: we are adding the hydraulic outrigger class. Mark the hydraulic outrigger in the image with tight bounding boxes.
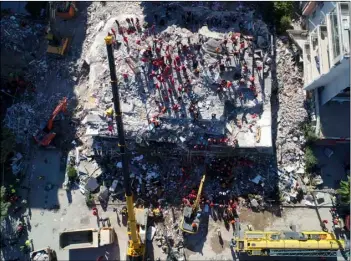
[105,36,147,261]
[180,174,206,234]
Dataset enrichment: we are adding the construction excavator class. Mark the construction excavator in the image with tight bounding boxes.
[180,174,206,234]
[33,97,67,147]
[234,230,347,258]
[46,2,70,56]
[105,36,148,261]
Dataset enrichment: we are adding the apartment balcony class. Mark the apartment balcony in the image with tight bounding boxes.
[303,2,350,104]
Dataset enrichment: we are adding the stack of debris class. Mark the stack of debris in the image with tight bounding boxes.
[72,1,273,152]
[3,92,67,146]
[274,38,308,203]
[0,14,45,55]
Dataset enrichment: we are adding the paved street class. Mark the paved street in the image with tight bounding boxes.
[22,149,126,260]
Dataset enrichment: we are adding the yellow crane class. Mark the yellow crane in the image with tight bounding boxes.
[234,230,346,257]
[180,174,206,234]
[105,36,148,261]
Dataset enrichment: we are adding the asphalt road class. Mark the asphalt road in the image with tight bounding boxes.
[22,149,127,260]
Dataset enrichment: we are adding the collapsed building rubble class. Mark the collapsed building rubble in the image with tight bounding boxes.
[77,2,274,155]
[274,38,309,203]
[1,2,312,213]
[1,3,334,261]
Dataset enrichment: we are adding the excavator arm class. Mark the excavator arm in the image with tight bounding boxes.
[47,97,67,130]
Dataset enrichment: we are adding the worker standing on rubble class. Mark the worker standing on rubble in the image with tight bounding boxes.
[105,107,114,119]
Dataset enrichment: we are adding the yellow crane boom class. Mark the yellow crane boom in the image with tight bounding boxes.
[105,36,146,261]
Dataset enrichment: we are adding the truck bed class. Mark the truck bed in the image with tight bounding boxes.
[59,229,98,250]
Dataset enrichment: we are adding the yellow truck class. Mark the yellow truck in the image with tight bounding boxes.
[234,230,346,257]
[59,227,115,250]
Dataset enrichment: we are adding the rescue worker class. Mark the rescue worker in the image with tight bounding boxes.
[192,222,198,232]
[121,206,128,216]
[105,108,114,119]
[25,239,32,249]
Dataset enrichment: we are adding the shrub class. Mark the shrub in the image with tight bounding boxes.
[279,15,292,33]
[305,146,318,171]
[336,176,350,204]
[302,123,318,144]
[85,192,94,208]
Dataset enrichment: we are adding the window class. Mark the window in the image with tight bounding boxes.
[340,3,350,54]
[330,8,341,59]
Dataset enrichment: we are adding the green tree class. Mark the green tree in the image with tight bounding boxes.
[280,16,292,32]
[273,2,294,16]
[0,186,11,221]
[272,1,295,34]
[336,176,350,204]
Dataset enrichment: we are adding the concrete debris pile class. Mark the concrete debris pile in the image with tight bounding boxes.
[274,38,308,203]
[154,212,185,254]
[3,93,66,145]
[204,155,277,203]
[0,13,54,91]
[0,14,45,54]
[76,2,273,151]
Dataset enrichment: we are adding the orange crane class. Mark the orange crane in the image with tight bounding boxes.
[33,97,67,147]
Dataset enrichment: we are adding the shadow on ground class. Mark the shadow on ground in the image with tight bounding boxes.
[312,143,350,189]
[69,239,120,261]
[1,2,91,260]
